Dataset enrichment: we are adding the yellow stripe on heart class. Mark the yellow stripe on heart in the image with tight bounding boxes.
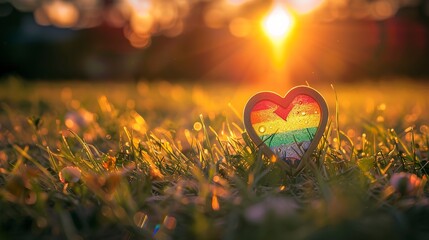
[252,114,320,136]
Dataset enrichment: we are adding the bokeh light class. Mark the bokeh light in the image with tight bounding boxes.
[289,0,325,14]
[32,1,81,28]
[370,0,397,20]
[229,17,251,37]
[2,0,429,80]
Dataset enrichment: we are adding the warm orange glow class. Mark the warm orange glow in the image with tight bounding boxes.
[371,0,396,20]
[127,0,151,13]
[212,194,220,211]
[261,3,296,69]
[229,17,251,38]
[204,9,224,29]
[289,0,324,14]
[262,4,294,43]
[44,1,79,28]
[130,13,153,35]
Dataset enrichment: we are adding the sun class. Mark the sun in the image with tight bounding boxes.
[261,4,294,43]
[261,3,295,68]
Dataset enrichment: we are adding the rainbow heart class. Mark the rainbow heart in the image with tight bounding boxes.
[244,86,328,174]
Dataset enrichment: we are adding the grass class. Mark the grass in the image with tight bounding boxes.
[0,77,429,239]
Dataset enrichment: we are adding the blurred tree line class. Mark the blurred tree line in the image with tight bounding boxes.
[1,0,429,82]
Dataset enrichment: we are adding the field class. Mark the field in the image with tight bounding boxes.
[0,77,429,239]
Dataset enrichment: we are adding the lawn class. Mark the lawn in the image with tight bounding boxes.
[0,77,429,239]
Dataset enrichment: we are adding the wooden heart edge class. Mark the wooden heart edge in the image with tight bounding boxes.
[243,85,329,175]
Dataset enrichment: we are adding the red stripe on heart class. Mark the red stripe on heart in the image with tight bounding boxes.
[273,104,293,120]
[251,100,277,111]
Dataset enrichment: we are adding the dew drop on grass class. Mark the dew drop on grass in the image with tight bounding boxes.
[193,122,202,131]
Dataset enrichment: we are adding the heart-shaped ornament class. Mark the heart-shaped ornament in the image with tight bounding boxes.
[244,86,328,174]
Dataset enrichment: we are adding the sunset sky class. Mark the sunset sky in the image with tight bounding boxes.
[1,0,428,81]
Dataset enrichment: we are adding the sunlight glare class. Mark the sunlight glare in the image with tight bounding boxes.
[261,3,295,69]
[262,4,294,43]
